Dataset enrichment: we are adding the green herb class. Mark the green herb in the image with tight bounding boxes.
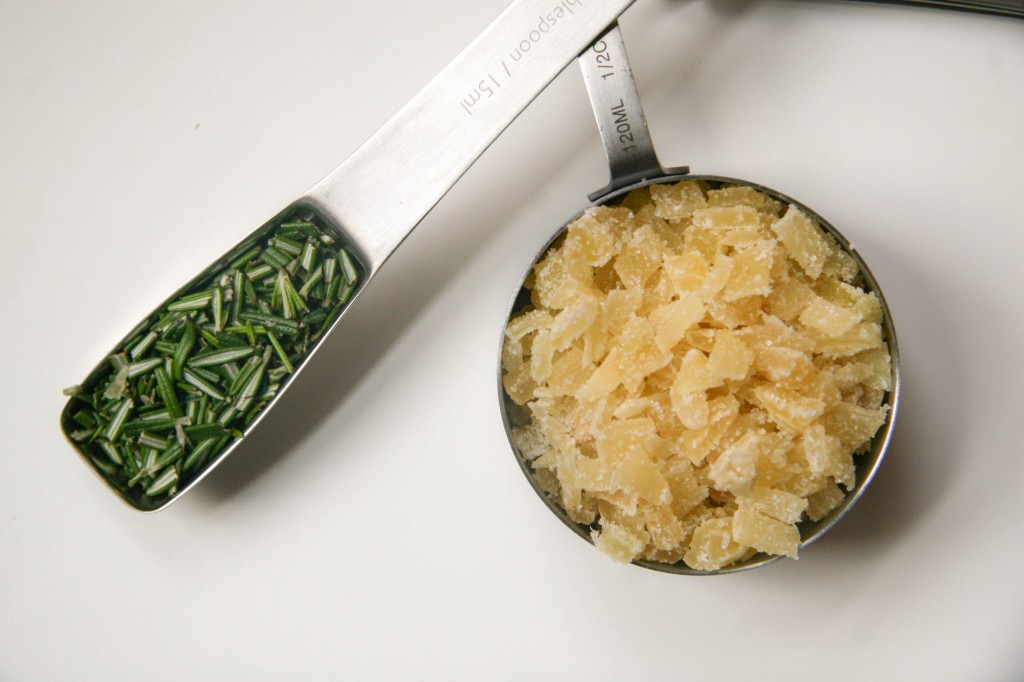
[62,211,362,507]
[272,236,303,257]
[188,346,254,368]
[167,291,213,313]
[300,240,317,273]
[339,249,358,285]
[266,330,294,374]
[103,398,134,441]
[128,331,158,360]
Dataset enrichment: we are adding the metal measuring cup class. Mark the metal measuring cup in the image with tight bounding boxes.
[498,23,901,574]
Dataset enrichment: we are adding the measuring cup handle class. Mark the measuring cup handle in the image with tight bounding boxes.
[579,22,688,203]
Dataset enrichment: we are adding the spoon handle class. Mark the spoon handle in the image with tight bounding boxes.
[578,22,688,203]
[304,0,638,275]
[844,0,1024,18]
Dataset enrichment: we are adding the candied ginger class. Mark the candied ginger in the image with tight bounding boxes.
[502,181,892,571]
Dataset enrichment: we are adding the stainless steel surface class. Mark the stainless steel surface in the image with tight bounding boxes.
[498,22,901,575]
[578,23,687,201]
[305,0,640,272]
[62,0,637,511]
[843,0,1024,18]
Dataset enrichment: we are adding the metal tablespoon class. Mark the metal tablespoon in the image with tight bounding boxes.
[498,23,901,574]
[61,0,640,511]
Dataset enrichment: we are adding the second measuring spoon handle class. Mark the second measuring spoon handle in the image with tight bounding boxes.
[843,0,1024,18]
[305,0,639,274]
[579,22,688,203]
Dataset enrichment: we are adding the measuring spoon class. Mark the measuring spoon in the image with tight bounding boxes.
[498,23,900,574]
[61,0,640,511]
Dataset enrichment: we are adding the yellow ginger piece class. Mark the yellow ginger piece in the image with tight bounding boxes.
[732,507,801,558]
[564,208,618,268]
[772,206,833,279]
[650,295,705,352]
[592,522,646,563]
[754,385,826,431]
[614,224,666,289]
[738,486,809,524]
[721,240,776,302]
[650,180,707,220]
[501,180,892,570]
[800,294,862,338]
[683,517,750,572]
[707,185,774,210]
[663,250,710,293]
[542,348,593,398]
[708,441,759,495]
[807,482,847,521]
[584,418,672,506]
[692,206,762,230]
[767,277,815,321]
[708,329,754,381]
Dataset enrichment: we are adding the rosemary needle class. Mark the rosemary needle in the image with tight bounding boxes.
[62,211,362,507]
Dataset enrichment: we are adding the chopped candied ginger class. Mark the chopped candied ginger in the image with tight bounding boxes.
[651,295,705,352]
[650,181,707,220]
[529,330,555,382]
[767,277,815,321]
[811,321,884,359]
[532,252,591,310]
[707,185,783,214]
[604,287,643,332]
[708,442,759,495]
[807,482,847,521]
[755,346,812,383]
[564,208,618,268]
[592,522,647,563]
[800,295,862,338]
[754,384,826,431]
[683,517,749,572]
[738,486,808,524]
[614,224,666,288]
[732,507,801,558]
[549,298,600,351]
[801,423,854,488]
[663,251,710,293]
[692,206,761,230]
[822,402,889,452]
[771,206,833,279]
[665,459,709,518]
[544,348,593,397]
[721,240,775,302]
[501,180,892,570]
[502,360,537,405]
[708,329,754,381]
[639,501,690,551]
[505,309,552,342]
[588,418,672,505]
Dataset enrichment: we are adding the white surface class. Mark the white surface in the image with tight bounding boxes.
[2,0,1022,679]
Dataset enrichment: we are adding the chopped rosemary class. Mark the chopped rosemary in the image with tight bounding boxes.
[167,291,213,312]
[339,249,358,286]
[62,211,362,507]
[189,346,255,368]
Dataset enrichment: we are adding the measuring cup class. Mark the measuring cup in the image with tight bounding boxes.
[498,23,900,574]
[61,0,640,511]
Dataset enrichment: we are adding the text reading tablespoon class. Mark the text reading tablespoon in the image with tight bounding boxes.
[498,23,901,574]
[61,0,639,511]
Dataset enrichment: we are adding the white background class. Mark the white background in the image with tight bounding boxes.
[2,0,1023,679]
